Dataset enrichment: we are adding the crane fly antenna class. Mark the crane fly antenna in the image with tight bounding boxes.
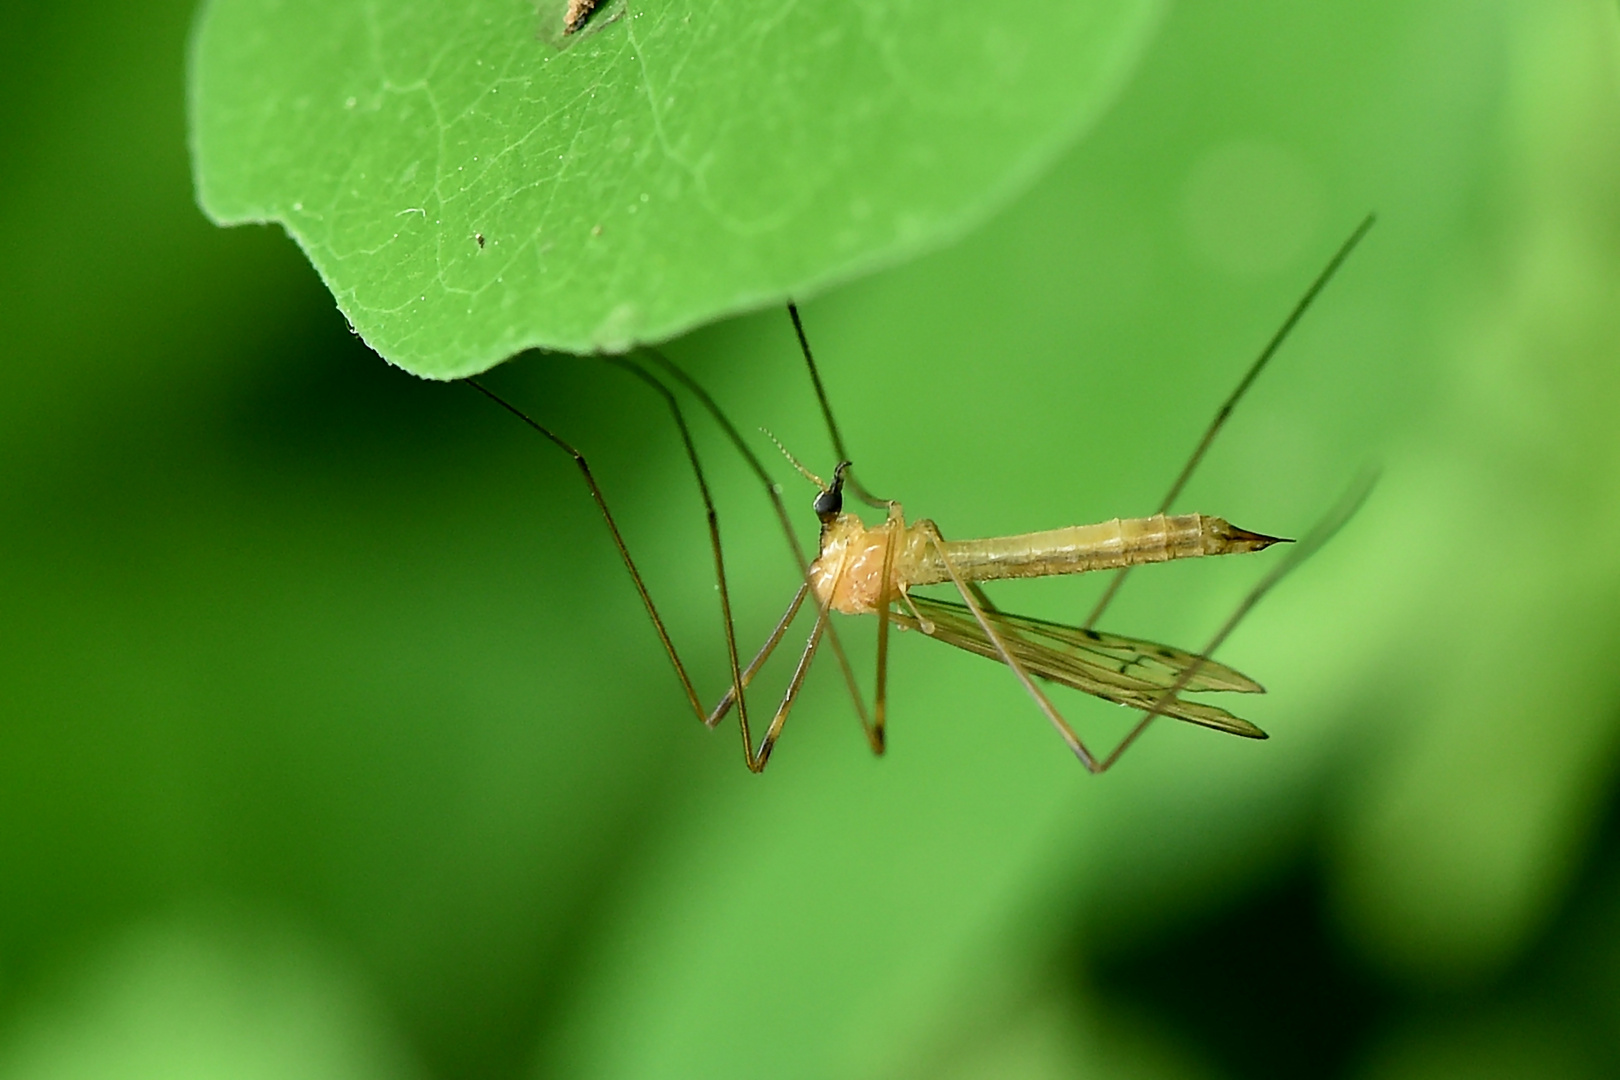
[787,301,891,509]
[760,426,827,490]
[1084,212,1377,630]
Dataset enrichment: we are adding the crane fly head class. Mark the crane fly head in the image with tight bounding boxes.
[761,427,851,522]
[813,461,851,523]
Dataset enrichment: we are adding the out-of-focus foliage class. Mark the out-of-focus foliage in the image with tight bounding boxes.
[3,2,1619,1080]
[190,0,1161,373]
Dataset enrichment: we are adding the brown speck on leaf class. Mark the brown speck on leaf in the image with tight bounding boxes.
[563,0,601,34]
[474,232,486,248]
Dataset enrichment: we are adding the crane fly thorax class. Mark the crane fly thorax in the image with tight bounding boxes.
[809,512,926,616]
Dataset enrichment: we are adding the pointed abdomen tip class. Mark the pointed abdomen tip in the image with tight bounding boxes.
[1226,523,1292,552]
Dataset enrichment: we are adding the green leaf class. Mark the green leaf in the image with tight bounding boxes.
[188,0,1162,377]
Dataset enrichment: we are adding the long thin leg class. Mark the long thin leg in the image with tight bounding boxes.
[783,307,900,754]
[706,584,808,727]
[967,582,1001,615]
[1093,469,1378,770]
[918,522,1103,772]
[866,502,906,755]
[1084,213,1376,629]
[476,354,868,770]
[920,466,1368,773]
[787,302,891,509]
[637,347,875,737]
[741,543,857,771]
[747,605,831,771]
[466,378,726,729]
[477,359,822,770]
[597,357,757,756]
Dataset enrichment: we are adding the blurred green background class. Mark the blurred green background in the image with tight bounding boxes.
[4,2,1620,1078]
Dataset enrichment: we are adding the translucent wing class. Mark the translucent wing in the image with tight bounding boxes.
[896,595,1268,739]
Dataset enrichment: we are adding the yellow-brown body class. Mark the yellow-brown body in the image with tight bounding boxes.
[809,510,1282,616]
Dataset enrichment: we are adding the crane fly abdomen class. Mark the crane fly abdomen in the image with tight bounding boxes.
[809,511,1287,616]
[918,513,1287,585]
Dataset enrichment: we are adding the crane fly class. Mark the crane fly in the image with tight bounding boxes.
[470,215,1375,773]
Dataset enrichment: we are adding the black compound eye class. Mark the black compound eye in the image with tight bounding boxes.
[813,461,851,520]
